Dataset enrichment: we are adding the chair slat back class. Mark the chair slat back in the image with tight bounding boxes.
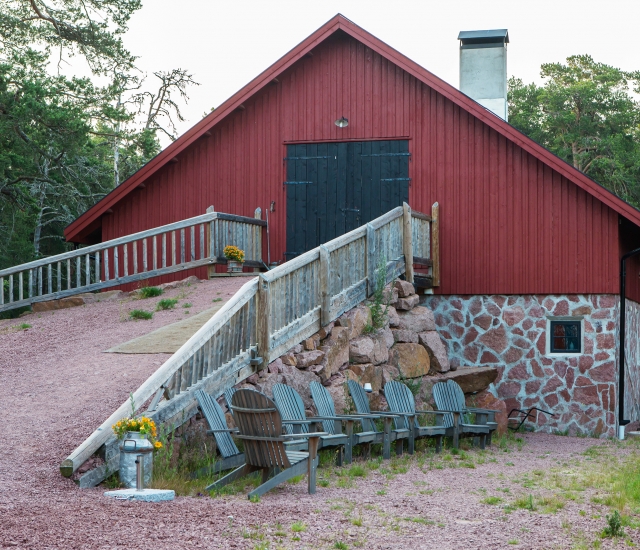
[224,387,237,411]
[383,381,414,430]
[309,381,337,435]
[432,382,455,429]
[273,384,309,435]
[231,389,291,469]
[447,380,472,424]
[195,390,239,459]
[347,380,377,432]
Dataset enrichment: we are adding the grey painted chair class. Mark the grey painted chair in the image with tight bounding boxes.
[206,389,325,499]
[447,380,498,445]
[310,381,389,461]
[383,380,447,453]
[192,390,244,477]
[273,383,352,465]
[347,380,408,458]
[432,380,491,449]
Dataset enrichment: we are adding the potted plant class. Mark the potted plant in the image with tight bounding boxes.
[112,412,162,488]
[224,245,245,273]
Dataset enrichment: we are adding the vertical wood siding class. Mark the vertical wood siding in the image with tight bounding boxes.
[103,32,622,296]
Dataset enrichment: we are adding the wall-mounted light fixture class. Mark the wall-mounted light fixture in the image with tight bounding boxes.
[334,116,349,128]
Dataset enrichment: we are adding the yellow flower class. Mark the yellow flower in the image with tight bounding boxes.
[154,441,163,449]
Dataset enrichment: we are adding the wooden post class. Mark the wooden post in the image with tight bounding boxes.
[431,202,440,287]
[206,206,215,279]
[402,202,414,284]
[319,245,331,326]
[257,275,271,366]
[366,223,376,297]
[254,208,262,272]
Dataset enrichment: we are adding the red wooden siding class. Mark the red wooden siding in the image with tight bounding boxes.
[102,32,622,296]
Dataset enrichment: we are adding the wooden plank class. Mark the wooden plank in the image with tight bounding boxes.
[261,248,320,282]
[29,269,33,298]
[153,236,158,270]
[257,276,271,365]
[18,272,23,302]
[216,212,267,227]
[143,238,148,273]
[319,245,330,326]
[8,273,13,303]
[403,202,414,284]
[38,267,42,296]
[269,308,322,360]
[269,306,321,352]
[172,231,176,266]
[123,245,128,277]
[190,225,195,262]
[411,211,432,222]
[48,264,52,294]
[413,256,433,267]
[56,262,61,293]
[60,276,258,477]
[366,223,376,298]
[368,206,403,230]
[322,225,367,254]
[102,251,108,282]
[0,276,4,305]
[162,234,167,268]
[432,201,440,287]
[329,279,367,320]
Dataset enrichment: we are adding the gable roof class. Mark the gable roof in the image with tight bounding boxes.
[64,14,640,242]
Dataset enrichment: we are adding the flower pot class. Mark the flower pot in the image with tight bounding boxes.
[119,431,154,489]
[227,260,244,273]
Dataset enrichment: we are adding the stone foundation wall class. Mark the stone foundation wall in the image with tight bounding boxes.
[624,299,640,423]
[423,294,619,437]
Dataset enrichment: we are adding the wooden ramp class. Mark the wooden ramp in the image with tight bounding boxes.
[62,203,440,488]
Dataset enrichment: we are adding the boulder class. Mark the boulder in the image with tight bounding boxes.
[32,296,86,312]
[418,331,450,373]
[316,326,350,382]
[394,280,415,298]
[389,343,431,378]
[254,372,286,399]
[368,392,388,412]
[336,305,372,340]
[246,373,260,385]
[295,350,325,368]
[396,294,420,311]
[280,352,297,367]
[383,285,399,307]
[466,390,508,435]
[76,290,124,304]
[388,307,400,328]
[392,329,418,344]
[438,366,499,394]
[324,374,348,414]
[375,326,395,349]
[350,336,388,365]
[303,338,316,351]
[268,358,283,374]
[397,306,436,333]
[316,322,334,340]
[381,364,400,386]
[347,364,384,392]
[278,365,319,409]
[157,275,200,291]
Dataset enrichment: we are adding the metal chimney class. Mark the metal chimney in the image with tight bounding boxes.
[458,29,509,121]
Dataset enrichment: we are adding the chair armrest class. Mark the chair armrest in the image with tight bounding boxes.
[281,419,313,425]
[308,415,344,421]
[466,407,500,414]
[388,412,416,417]
[434,409,461,414]
[207,428,238,434]
[283,432,328,439]
[371,412,400,418]
[336,413,382,420]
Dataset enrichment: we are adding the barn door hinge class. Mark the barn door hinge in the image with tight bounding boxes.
[359,152,411,157]
[341,208,360,213]
[284,156,336,160]
[380,177,411,182]
[283,181,314,185]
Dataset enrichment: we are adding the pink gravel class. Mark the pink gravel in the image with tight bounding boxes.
[1,277,638,549]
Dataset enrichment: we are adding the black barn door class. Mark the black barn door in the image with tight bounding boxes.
[285,140,409,259]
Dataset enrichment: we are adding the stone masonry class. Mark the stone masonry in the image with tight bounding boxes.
[424,294,620,437]
[623,299,640,424]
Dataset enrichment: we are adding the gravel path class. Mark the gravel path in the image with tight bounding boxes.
[1,278,638,549]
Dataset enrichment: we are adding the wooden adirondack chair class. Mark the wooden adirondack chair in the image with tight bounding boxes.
[383,381,447,453]
[446,380,498,444]
[206,389,326,498]
[192,390,244,476]
[273,384,352,465]
[432,380,491,449]
[310,381,390,461]
[347,380,408,458]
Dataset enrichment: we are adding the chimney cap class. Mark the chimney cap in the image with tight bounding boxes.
[458,29,509,46]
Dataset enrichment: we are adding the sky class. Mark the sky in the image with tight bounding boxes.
[121,0,640,143]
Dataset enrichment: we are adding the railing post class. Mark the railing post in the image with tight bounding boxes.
[402,202,414,284]
[257,275,271,366]
[366,223,376,298]
[320,245,331,326]
[206,205,215,279]
[254,207,262,273]
[431,201,440,287]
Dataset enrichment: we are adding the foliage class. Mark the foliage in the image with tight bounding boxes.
[368,257,390,330]
[129,308,152,320]
[603,510,624,538]
[223,245,245,262]
[0,1,197,269]
[139,286,163,298]
[509,55,640,207]
[156,298,178,310]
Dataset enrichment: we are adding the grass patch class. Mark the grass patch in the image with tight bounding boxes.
[481,496,503,505]
[16,322,31,330]
[212,297,223,302]
[182,302,192,308]
[139,286,163,298]
[404,516,435,525]
[347,464,367,478]
[156,298,178,310]
[291,521,306,533]
[334,543,348,550]
[129,309,153,320]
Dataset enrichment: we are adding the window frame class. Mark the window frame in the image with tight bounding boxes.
[545,316,584,356]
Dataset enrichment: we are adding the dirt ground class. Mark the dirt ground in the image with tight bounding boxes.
[1,278,638,549]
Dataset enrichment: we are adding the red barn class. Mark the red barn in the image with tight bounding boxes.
[66,15,640,437]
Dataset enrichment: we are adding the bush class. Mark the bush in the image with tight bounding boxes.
[130,309,153,320]
[603,510,624,538]
[139,286,163,298]
[156,298,178,311]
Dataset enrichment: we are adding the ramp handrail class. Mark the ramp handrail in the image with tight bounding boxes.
[1,211,265,313]
[61,202,439,482]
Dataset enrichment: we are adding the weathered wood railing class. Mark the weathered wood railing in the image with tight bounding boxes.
[0,209,266,313]
[61,203,439,486]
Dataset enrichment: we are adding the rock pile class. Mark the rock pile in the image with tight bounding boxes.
[234,279,477,416]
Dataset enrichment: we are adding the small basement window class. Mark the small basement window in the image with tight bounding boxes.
[549,320,582,353]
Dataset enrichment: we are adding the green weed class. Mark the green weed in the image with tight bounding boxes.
[291,521,307,533]
[212,297,223,302]
[139,286,163,298]
[602,510,624,538]
[334,543,348,550]
[17,322,31,330]
[129,309,153,320]
[481,496,503,505]
[156,298,178,310]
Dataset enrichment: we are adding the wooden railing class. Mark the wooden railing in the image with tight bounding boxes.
[61,202,439,486]
[0,209,266,313]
